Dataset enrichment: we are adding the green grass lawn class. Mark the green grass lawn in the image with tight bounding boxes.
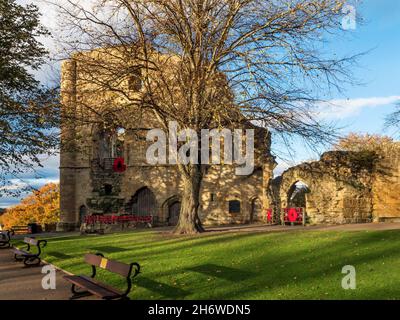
[14,228,400,300]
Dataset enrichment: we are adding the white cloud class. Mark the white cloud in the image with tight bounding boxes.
[0,154,60,207]
[0,178,59,192]
[0,177,59,208]
[317,96,400,119]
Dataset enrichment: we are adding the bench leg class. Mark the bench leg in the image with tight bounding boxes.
[70,292,93,300]
[23,256,41,267]
[14,254,24,262]
[70,284,93,300]
[101,294,130,301]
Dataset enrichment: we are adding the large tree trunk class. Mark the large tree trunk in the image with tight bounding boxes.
[174,165,205,234]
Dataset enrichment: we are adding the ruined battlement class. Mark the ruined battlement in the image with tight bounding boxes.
[274,146,400,225]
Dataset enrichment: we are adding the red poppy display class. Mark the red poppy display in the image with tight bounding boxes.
[283,207,303,224]
[113,157,127,173]
[267,209,272,222]
[288,208,298,222]
[84,215,152,225]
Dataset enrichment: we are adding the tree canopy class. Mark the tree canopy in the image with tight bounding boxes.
[386,104,400,134]
[0,0,59,194]
[0,183,60,229]
[334,133,396,154]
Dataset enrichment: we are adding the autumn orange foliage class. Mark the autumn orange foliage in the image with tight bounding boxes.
[334,133,395,153]
[1,183,60,229]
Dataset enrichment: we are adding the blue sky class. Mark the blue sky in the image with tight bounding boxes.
[273,0,400,171]
[1,0,399,207]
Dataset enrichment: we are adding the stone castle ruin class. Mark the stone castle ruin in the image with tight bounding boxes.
[58,47,400,231]
[273,145,400,224]
[58,49,276,231]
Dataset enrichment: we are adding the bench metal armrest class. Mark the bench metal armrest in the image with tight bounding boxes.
[33,240,47,256]
[38,240,47,248]
[122,262,141,298]
[90,253,105,278]
[0,231,10,241]
[130,262,141,279]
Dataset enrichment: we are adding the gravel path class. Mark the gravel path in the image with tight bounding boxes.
[0,248,74,300]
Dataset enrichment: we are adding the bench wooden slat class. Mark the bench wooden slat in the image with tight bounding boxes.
[84,254,132,277]
[64,275,120,299]
[65,253,140,300]
[12,226,30,235]
[12,249,35,257]
[24,237,39,246]
[80,275,123,295]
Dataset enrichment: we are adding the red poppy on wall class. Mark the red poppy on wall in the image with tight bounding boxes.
[113,157,127,173]
[288,208,298,222]
[267,209,272,222]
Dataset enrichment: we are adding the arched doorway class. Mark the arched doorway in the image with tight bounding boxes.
[287,181,310,208]
[126,187,157,216]
[250,198,262,223]
[168,201,181,226]
[79,205,87,224]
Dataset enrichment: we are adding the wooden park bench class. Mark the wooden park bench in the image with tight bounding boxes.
[0,230,14,249]
[64,253,141,300]
[11,225,30,235]
[12,237,47,267]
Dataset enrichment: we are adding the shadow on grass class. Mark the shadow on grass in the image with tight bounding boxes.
[187,264,255,282]
[136,277,190,299]
[46,251,72,259]
[89,246,128,254]
[121,231,271,259]
[97,232,265,266]
[215,231,400,299]
[46,229,155,244]
[39,229,400,299]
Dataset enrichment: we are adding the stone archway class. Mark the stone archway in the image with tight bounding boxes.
[278,169,314,224]
[126,187,157,216]
[162,196,182,226]
[79,205,87,224]
[286,181,310,209]
[250,197,262,223]
[168,201,181,226]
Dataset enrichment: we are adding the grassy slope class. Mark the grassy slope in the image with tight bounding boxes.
[16,229,400,300]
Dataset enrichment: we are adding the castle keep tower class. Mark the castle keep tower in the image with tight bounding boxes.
[58,60,79,231]
[58,49,276,231]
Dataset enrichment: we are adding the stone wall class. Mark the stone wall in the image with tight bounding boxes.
[60,157,274,230]
[60,48,400,229]
[277,151,375,224]
[372,143,400,221]
[276,146,400,225]
[58,55,276,231]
